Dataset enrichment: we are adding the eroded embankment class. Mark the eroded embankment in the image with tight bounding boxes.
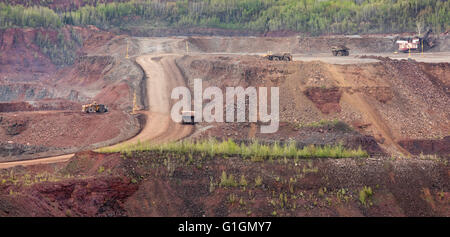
[399,137,450,157]
[0,151,447,217]
[0,28,145,161]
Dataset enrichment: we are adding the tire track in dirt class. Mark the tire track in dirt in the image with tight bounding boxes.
[0,54,192,168]
[0,154,73,169]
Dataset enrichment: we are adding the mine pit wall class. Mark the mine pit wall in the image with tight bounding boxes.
[120,27,448,54]
[0,151,447,217]
[184,35,449,54]
[0,84,55,102]
[298,36,397,53]
[71,55,147,112]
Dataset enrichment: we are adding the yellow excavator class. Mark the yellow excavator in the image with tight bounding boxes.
[82,102,108,113]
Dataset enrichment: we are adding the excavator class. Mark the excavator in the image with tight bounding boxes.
[395,28,435,53]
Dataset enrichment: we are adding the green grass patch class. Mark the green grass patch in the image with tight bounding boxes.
[359,186,374,206]
[294,119,353,132]
[219,171,238,188]
[98,138,368,159]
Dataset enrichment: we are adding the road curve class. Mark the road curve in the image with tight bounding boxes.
[107,54,193,147]
[0,54,192,169]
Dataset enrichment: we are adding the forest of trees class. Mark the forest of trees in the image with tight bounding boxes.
[1,0,449,35]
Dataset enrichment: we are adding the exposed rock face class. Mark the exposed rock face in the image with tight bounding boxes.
[0,151,448,217]
[304,87,342,114]
[399,137,450,156]
[30,177,139,217]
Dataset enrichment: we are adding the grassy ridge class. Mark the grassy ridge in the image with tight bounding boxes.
[99,139,368,159]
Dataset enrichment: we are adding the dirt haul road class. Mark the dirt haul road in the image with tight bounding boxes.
[0,54,192,169]
[107,54,193,146]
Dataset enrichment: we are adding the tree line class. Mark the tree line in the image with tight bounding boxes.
[1,0,449,35]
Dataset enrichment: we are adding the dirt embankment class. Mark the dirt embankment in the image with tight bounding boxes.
[0,27,143,161]
[0,151,447,217]
[0,28,56,79]
[0,110,140,161]
[398,137,450,156]
[297,35,408,53]
[176,55,450,156]
[0,100,80,112]
[184,35,449,54]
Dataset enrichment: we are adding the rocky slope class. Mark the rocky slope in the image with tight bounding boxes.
[0,151,447,217]
[176,55,450,156]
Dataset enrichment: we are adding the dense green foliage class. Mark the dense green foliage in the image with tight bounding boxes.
[0,3,62,28]
[99,138,369,159]
[1,0,449,34]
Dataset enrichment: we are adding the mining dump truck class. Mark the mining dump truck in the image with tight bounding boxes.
[181,111,196,125]
[82,102,108,113]
[265,52,293,61]
[331,45,350,56]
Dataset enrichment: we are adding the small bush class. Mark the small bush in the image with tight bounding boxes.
[254,175,263,187]
[219,171,238,188]
[97,166,105,174]
[239,175,248,187]
[359,186,373,206]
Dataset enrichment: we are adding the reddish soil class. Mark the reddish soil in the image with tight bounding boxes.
[0,26,114,82]
[0,28,56,79]
[176,55,450,156]
[0,151,447,217]
[0,102,34,112]
[0,109,139,161]
[399,137,450,157]
[304,87,342,114]
[0,100,79,112]
[0,27,141,160]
